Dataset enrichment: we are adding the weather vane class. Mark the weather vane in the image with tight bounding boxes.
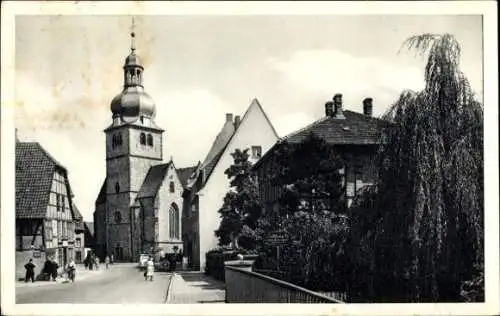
[130,17,136,52]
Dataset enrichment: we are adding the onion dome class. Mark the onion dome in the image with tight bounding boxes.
[110,20,156,122]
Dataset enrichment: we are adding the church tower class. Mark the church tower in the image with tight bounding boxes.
[103,20,164,261]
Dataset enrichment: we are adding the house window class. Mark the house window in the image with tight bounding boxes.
[169,203,180,239]
[169,181,175,193]
[56,194,60,212]
[147,134,153,147]
[140,133,146,145]
[115,182,120,194]
[140,116,144,124]
[251,146,262,159]
[114,211,122,224]
[61,195,65,212]
[75,238,81,248]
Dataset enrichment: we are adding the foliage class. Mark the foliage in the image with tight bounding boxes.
[352,33,484,302]
[254,132,349,292]
[270,132,346,217]
[214,148,261,249]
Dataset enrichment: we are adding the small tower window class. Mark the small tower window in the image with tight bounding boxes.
[140,132,146,145]
[115,182,120,194]
[118,133,123,146]
[169,181,175,193]
[147,134,153,147]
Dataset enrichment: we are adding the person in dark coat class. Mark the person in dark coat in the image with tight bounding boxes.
[51,259,59,281]
[24,259,36,283]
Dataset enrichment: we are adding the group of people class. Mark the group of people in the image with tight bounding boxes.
[84,252,113,270]
[24,256,76,283]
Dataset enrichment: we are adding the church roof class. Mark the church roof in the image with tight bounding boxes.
[177,166,198,188]
[15,142,68,219]
[95,178,107,205]
[136,162,173,199]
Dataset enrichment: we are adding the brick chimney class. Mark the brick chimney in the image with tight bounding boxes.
[333,93,345,119]
[226,113,233,122]
[325,101,334,117]
[363,98,373,116]
[234,115,241,128]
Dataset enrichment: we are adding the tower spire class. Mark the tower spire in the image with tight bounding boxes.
[130,17,136,53]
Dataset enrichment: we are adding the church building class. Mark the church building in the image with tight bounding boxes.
[94,25,183,262]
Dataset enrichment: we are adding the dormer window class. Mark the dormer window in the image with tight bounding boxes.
[147,134,153,147]
[251,146,262,159]
[140,132,146,145]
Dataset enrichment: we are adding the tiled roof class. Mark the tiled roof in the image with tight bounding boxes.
[72,203,83,221]
[84,221,94,236]
[282,110,390,145]
[177,166,197,188]
[15,142,66,219]
[200,119,236,184]
[136,162,172,199]
[95,178,107,205]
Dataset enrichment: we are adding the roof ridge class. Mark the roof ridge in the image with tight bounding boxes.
[281,116,329,142]
[250,98,279,139]
[34,142,67,171]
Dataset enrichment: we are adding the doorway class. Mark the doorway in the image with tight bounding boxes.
[115,243,123,262]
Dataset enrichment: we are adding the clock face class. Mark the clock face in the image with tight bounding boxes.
[114,211,122,223]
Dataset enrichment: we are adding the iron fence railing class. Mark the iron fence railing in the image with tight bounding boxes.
[225,266,344,303]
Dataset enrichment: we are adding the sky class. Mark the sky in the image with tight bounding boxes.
[14,15,483,221]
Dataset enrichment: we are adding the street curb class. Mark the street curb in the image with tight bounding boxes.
[164,272,176,303]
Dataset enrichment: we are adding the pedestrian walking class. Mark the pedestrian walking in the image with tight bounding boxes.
[145,256,154,282]
[66,259,76,283]
[51,259,59,281]
[105,255,110,270]
[94,256,100,270]
[24,259,36,283]
[110,253,114,265]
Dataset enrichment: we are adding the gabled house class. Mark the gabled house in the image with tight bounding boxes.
[182,98,279,270]
[72,204,86,263]
[252,94,391,217]
[15,140,82,279]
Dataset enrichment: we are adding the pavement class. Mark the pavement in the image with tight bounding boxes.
[16,264,107,288]
[167,271,226,303]
[16,263,173,304]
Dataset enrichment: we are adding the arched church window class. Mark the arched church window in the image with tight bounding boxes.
[147,134,153,147]
[114,211,122,224]
[169,181,175,193]
[169,203,180,239]
[115,182,120,194]
[140,133,146,145]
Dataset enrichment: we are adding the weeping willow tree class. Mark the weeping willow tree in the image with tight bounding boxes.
[369,34,484,302]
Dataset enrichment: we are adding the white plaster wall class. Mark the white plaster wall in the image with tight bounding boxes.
[198,102,278,270]
[157,164,184,250]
